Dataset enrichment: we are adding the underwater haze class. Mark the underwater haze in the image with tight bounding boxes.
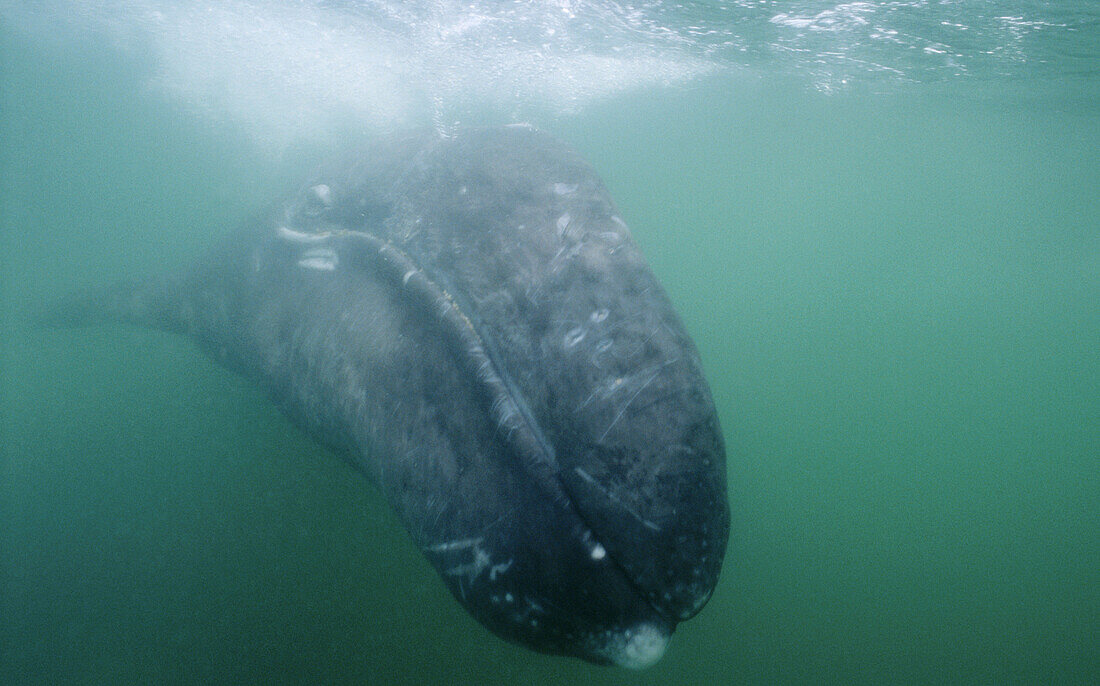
[1,1,1097,683]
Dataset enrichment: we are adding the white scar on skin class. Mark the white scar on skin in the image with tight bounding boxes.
[278,225,331,244]
[297,247,338,271]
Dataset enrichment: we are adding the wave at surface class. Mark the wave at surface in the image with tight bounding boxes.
[3,1,1095,145]
[2,1,714,146]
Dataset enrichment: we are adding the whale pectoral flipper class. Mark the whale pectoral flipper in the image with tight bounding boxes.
[37,276,183,333]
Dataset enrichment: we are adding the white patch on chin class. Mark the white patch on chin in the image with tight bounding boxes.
[598,623,670,669]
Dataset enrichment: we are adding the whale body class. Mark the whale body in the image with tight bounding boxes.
[53,126,729,667]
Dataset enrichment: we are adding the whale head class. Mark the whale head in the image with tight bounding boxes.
[277,127,730,666]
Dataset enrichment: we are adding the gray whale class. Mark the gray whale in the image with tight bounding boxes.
[52,126,729,667]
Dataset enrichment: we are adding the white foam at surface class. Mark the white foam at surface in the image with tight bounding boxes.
[3,1,1092,147]
[2,0,712,150]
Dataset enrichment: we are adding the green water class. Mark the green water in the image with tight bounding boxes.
[2,3,1098,684]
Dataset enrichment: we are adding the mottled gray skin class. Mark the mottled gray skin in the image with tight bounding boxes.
[68,126,728,666]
